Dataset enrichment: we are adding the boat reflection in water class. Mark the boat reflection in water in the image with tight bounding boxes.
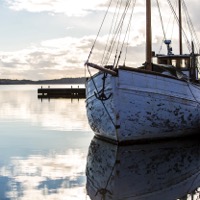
[86,137,200,200]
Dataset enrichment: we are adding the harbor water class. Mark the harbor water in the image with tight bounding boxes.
[0,85,200,200]
[0,85,93,200]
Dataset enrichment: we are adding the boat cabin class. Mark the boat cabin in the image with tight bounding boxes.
[156,54,198,82]
[157,55,190,70]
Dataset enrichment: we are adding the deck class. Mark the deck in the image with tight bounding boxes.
[38,86,86,99]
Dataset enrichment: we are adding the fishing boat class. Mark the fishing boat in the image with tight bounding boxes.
[86,137,200,200]
[85,0,200,143]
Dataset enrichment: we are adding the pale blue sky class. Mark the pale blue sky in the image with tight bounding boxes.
[0,0,199,80]
[0,1,104,51]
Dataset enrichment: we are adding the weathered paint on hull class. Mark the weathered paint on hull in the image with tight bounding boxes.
[85,69,200,143]
[86,138,200,200]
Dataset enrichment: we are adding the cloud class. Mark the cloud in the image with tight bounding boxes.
[6,0,108,16]
[1,0,200,81]
[0,25,188,81]
[0,36,95,80]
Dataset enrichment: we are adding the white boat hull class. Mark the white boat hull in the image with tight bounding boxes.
[86,68,200,143]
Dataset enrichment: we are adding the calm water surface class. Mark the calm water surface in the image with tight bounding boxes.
[1,85,200,200]
[0,85,93,200]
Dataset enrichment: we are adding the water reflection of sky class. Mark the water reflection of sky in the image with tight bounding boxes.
[1,150,87,200]
[0,85,93,199]
[0,85,91,131]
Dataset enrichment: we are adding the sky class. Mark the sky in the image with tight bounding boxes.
[0,0,199,80]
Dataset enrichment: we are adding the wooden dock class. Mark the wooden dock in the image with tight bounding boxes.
[38,86,85,99]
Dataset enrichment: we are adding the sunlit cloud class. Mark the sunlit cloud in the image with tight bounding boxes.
[0,36,95,80]
[1,0,200,80]
[6,0,108,16]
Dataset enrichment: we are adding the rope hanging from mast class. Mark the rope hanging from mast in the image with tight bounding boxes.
[114,0,136,69]
[157,0,177,54]
[86,0,137,70]
[166,0,200,55]
[166,0,192,53]
[102,0,133,67]
[156,0,174,55]
[100,0,122,67]
[118,0,136,68]
[85,0,113,64]
[101,0,128,67]
[182,0,200,53]
[156,0,166,41]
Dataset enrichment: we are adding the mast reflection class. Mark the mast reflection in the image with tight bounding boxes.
[86,137,200,200]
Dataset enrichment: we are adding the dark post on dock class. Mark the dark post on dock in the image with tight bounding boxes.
[38,86,86,99]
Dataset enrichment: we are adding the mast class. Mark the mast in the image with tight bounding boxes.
[146,0,152,71]
[178,0,183,55]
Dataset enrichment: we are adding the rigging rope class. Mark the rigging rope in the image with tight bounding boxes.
[156,0,166,41]
[102,0,132,67]
[119,0,136,67]
[101,0,124,66]
[123,5,133,66]
[86,0,113,64]
[166,0,191,52]
[113,0,132,68]
[182,0,200,53]
[101,0,122,67]
[157,0,177,54]
[167,0,200,71]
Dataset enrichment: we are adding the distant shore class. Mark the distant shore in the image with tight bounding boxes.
[0,77,87,85]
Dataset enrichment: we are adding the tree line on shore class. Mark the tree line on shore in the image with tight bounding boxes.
[0,77,87,85]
